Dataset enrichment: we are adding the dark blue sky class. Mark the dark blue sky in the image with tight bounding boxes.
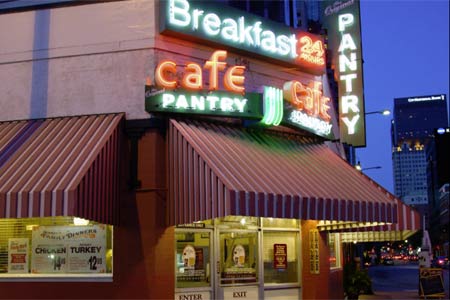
[357,0,449,193]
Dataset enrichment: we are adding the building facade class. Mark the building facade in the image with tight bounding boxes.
[391,95,449,229]
[0,1,419,299]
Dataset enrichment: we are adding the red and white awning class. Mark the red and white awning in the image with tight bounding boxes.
[167,119,421,240]
[0,114,123,225]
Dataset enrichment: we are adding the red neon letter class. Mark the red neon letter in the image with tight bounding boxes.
[283,80,307,110]
[155,60,177,89]
[182,63,202,91]
[320,96,331,122]
[204,50,227,91]
[224,66,245,93]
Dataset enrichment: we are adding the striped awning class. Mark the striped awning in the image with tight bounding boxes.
[0,114,123,225]
[168,119,420,239]
[318,198,420,242]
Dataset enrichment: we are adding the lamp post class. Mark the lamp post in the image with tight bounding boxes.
[365,109,391,116]
[350,109,391,167]
[355,161,382,172]
[361,166,382,171]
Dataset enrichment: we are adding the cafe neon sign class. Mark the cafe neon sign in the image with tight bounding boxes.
[145,50,334,139]
[161,0,326,75]
[283,81,332,136]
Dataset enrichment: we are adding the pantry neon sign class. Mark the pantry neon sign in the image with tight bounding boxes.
[160,0,326,75]
[337,11,365,146]
[323,0,365,146]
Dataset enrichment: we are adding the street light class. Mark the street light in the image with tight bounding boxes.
[361,166,382,171]
[355,161,382,171]
[365,109,391,116]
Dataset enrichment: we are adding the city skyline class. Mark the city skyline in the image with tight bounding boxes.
[357,0,449,194]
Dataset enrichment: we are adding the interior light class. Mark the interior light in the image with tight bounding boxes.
[353,240,357,244]
[240,218,246,225]
[26,225,38,231]
[73,217,89,226]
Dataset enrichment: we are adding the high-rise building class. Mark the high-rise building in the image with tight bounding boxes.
[392,94,448,146]
[391,94,449,228]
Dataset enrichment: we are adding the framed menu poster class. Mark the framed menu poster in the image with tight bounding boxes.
[31,225,106,273]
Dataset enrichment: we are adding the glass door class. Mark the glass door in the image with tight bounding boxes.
[175,228,213,300]
[215,229,260,300]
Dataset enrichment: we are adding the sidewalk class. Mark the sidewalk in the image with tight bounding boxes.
[359,290,420,299]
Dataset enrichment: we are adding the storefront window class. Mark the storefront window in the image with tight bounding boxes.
[328,233,341,269]
[219,231,258,285]
[0,217,113,277]
[263,231,299,284]
[175,230,211,288]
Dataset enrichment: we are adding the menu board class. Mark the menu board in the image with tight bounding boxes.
[8,238,29,273]
[31,225,106,273]
[419,268,445,297]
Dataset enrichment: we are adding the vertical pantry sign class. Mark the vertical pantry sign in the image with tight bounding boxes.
[31,225,106,273]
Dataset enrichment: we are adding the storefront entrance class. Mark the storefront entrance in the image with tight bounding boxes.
[175,217,301,300]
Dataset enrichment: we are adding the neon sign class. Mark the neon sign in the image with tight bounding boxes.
[155,50,245,93]
[261,86,283,126]
[283,81,331,121]
[145,50,334,139]
[161,0,326,75]
[406,95,446,102]
[323,0,365,147]
[145,89,262,118]
[283,80,333,137]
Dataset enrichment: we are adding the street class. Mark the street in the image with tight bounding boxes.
[364,262,449,299]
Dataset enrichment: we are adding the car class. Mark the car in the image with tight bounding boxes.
[383,257,394,266]
[409,255,419,262]
[393,254,402,260]
[432,256,449,268]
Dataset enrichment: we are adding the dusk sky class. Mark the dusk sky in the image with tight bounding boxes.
[356,0,449,193]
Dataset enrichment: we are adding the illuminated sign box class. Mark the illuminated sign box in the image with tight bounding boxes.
[160,0,326,75]
[323,0,366,147]
[145,87,334,140]
[145,87,263,119]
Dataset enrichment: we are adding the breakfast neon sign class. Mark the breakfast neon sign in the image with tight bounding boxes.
[160,0,326,75]
[145,50,334,139]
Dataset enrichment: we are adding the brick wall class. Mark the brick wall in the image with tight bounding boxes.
[301,220,344,300]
